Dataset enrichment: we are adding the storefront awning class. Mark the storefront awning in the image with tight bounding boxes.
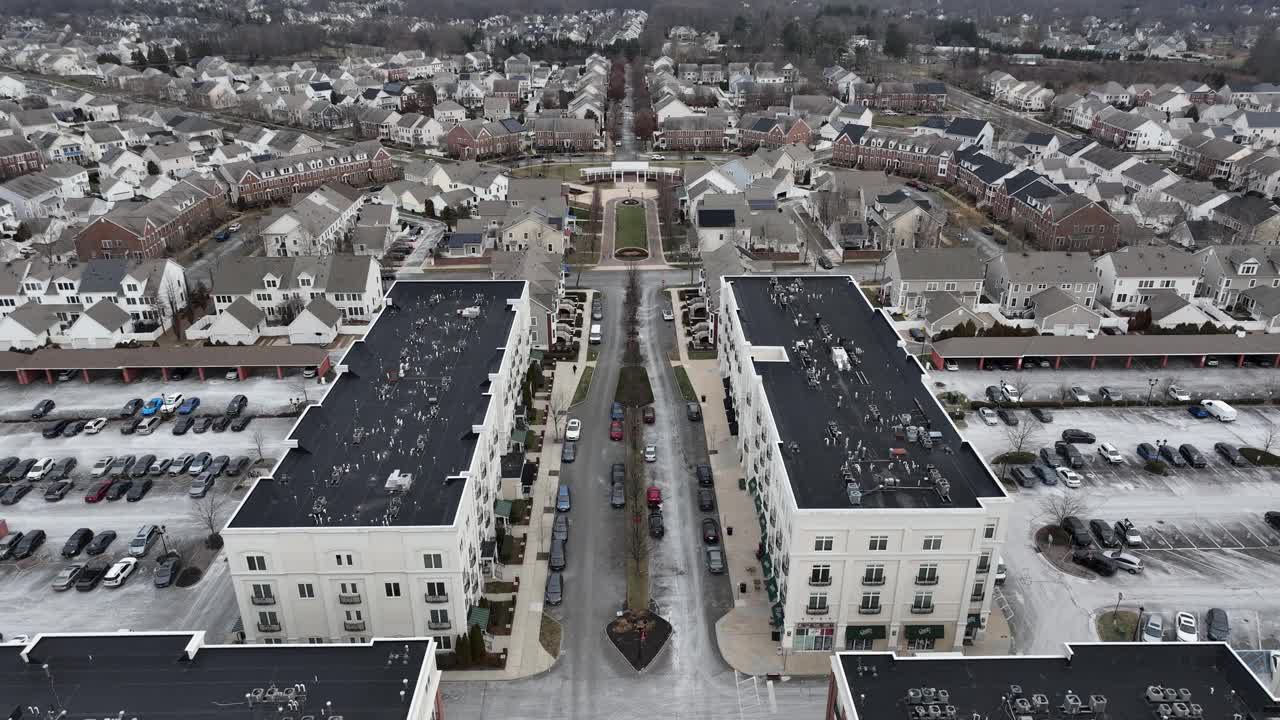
[846,625,887,642]
[903,624,946,641]
[468,607,490,629]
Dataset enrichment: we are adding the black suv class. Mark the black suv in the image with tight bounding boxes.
[1061,516,1091,546]
[1179,443,1207,468]
[695,464,713,487]
[1089,519,1119,547]
[1061,429,1096,444]
[1054,441,1084,469]
[1071,548,1117,576]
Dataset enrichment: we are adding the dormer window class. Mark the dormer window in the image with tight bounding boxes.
[298,276,313,287]
[264,277,279,289]
[1239,262,1258,276]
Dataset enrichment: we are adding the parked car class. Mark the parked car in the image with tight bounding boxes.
[552,514,568,544]
[119,398,143,418]
[1141,614,1164,642]
[686,402,702,421]
[1114,519,1143,546]
[1030,408,1053,423]
[130,454,156,478]
[1159,444,1186,468]
[61,528,94,558]
[120,417,143,435]
[225,394,248,416]
[0,457,17,476]
[1137,443,1159,462]
[609,481,626,508]
[84,479,113,503]
[61,419,86,437]
[696,464,713,487]
[11,529,46,560]
[128,525,160,557]
[1097,443,1124,464]
[549,538,566,571]
[1168,385,1192,402]
[44,479,74,501]
[701,518,720,544]
[1061,516,1091,546]
[1090,519,1120,547]
[207,455,229,476]
[997,409,1019,426]
[648,511,665,538]
[105,480,133,501]
[555,485,571,512]
[1071,548,1117,576]
[1174,611,1198,642]
[173,416,195,435]
[643,406,656,424]
[1187,405,1211,419]
[212,415,232,432]
[6,458,35,482]
[226,456,251,476]
[160,393,184,414]
[1033,464,1056,485]
[154,552,182,588]
[170,453,194,475]
[52,563,84,591]
[188,472,215,498]
[86,531,116,556]
[705,547,726,574]
[1205,608,1230,642]
[42,420,71,438]
[1061,429,1095,443]
[945,359,959,371]
[103,557,138,588]
[985,385,1002,403]
[1179,443,1207,468]
[609,420,623,440]
[646,485,662,507]
[75,563,108,591]
[193,416,214,434]
[178,397,200,415]
[0,484,32,505]
[565,418,581,441]
[140,397,163,416]
[978,407,998,425]
[698,488,715,511]
[1012,466,1037,488]
[189,452,212,475]
[1070,386,1091,402]
[26,457,54,481]
[1103,550,1144,574]
[1038,447,1062,469]
[1056,467,1083,488]
[231,415,252,432]
[0,532,24,560]
[1215,442,1247,466]
[1055,441,1084,468]
[560,441,576,463]
[644,445,657,462]
[1099,386,1123,402]
[610,402,624,421]
[32,399,54,418]
[544,571,563,605]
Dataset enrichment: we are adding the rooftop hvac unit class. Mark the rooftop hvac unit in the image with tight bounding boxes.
[938,690,950,704]
[914,708,927,719]
[1032,695,1049,710]
[1064,695,1082,714]
[1163,688,1179,703]
[1147,687,1166,703]
[1188,704,1203,718]
[1172,703,1190,717]
[927,705,941,719]
[1089,695,1107,713]
[1008,685,1023,698]
[457,306,481,318]
[908,689,924,704]
[1157,705,1172,719]
[1013,698,1032,714]
[1177,689,1192,702]
[944,706,957,719]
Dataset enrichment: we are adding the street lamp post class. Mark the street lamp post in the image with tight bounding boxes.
[1146,377,1158,405]
[1112,591,1124,631]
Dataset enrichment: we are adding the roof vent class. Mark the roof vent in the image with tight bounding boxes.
[385,470,413,492]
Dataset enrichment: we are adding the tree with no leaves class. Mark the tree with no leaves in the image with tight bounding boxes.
[1036,492,1095,529]
[188,489,231,548]
[995,419,1043,478]
[1257,423,1278,456]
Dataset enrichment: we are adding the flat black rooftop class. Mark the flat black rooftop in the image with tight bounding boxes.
[837,644,1280,720]
[726,275,1002,510]
[2,632,432,720]
[230,280,524,529]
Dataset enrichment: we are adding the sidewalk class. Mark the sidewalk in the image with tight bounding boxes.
[443,296,594,681]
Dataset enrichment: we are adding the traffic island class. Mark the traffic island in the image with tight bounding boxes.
[1034,525,1092,579]
[606,609,672,672]
[613,200,650,261]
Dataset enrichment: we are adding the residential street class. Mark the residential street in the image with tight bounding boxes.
[947,85,1078,141]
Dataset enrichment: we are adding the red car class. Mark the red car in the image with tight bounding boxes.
[646,485,662,507]
[609,420,623,441]
[84,479,113,503]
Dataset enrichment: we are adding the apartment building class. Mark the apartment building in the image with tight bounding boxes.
[881,248,985,314]
[1094,246,1201,310]
[76,177,227,260]
[832,127,961,183]
[444,119,527,159]
[261,184,364,257]
[2,631,443,720]
[657,115,731,151]
[0,135,45,180]
[737,115,815,149]
[1195,244,1280,310]
[718,275,1009,653]
[224,280,531,647]
[984,251,1098,316]
[531,117,601,152]
[217,141,397,205]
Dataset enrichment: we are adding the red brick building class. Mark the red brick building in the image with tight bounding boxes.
[737,115,813,149]
[831,126,960,182]
[446,119,527,159]
[657,115,730,150]
[0,136,45,181]
[1010,192,1121,252]
[76,177,228,260]
[216,141,397,205]
[531,117,600,152]
[870,82,948,113]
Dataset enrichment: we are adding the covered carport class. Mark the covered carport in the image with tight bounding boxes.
[0,346,331,385]
[930,334,1280,371]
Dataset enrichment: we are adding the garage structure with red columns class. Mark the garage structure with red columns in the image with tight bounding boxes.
[929,334,1280,371]
[3,346,330,384]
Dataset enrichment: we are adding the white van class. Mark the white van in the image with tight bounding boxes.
[589,324,602,344]
[1201,399,1237,422]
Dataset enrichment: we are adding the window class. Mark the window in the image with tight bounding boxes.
[916,563,939,585]
[340,582,359,595]
[984,521,997,540]
[308,637,325,644]
[1138,280,1155,288]
[806,593,829,614]
[810,565,831,586]
[944,282,957,291]
[257,611,279,630]
[263,637,285,645]
[972,581,986,601]
[922,535,942,551]
[867,535,889,551]
[925,282,938,291]
[978,551,992,572]
[912,591,934,613]
[251,583,274,599]
[246,555,266,571]
[848,637,874,651]
[336,553,353,566]
[423,553,443,569]
[435,635,453,650]
[298,583,315,598]
[814,536,834,552]
[429,609,450,626]
[264,278,279,288]
[859,592,881,613]
[215,295,232,305]
[345,609,363,621]
[425,581,447,600]
[863,564,885,585]
[385,582,402,597]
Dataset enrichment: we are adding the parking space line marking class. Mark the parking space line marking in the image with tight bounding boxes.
[1213,520,1246,548]
[1191,522,1223,550]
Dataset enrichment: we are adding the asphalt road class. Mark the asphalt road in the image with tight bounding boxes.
[947,85,1078,142]
[443,269,828,719]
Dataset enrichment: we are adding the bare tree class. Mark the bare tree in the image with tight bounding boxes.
[251,428,267,463]
[995,419,1043,478]
[188,489,231,548]
[1257,423,1278,455]
[549,391,568,442]
[289,379,312,406]
[1057,383,1075,406]
[1036,492,1095,529]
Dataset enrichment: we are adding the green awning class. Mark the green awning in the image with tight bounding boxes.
[494,499,513,520]
[529,349,545,362]
[753,495,763,511]
[903,624,946,641]
[967,613,983,629]
[468,607,490,629]
[846,625,887,642]
[770,604,784,626]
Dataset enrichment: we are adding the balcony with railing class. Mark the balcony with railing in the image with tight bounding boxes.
[914,575,939,586]
[424,593,449,604]
[909,603,936,615]
[427,620,452,631]
[808,576,832,587]
[257,622,281,633]
[805,604,830,616]
[251,595,276,606]
[857,605,883,615]
[862,575,886,586]
[338,593,362,604]
[344,620,367,632]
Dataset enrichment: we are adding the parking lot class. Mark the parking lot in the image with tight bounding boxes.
[0,373,306,640]
[965,403,1280,653]
[939,365,1280,405]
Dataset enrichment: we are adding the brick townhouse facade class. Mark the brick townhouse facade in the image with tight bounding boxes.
[216,141,397,205]
[869,82,947,113]
[1010,192,1121,252]
[0,137,45,180]
[446,119,526,159]
[531,118,599,152]
[830,126,961,182]
[76,177,227,260]
[737,115,813,149]
[658,115,730,150]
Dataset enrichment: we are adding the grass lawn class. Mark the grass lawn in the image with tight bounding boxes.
[874,114,926,128]
[614,204,648,250]
[673,365,698,403]
[1095,610,1139,642]
[615,366,654,406]
[572,366,594,405]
